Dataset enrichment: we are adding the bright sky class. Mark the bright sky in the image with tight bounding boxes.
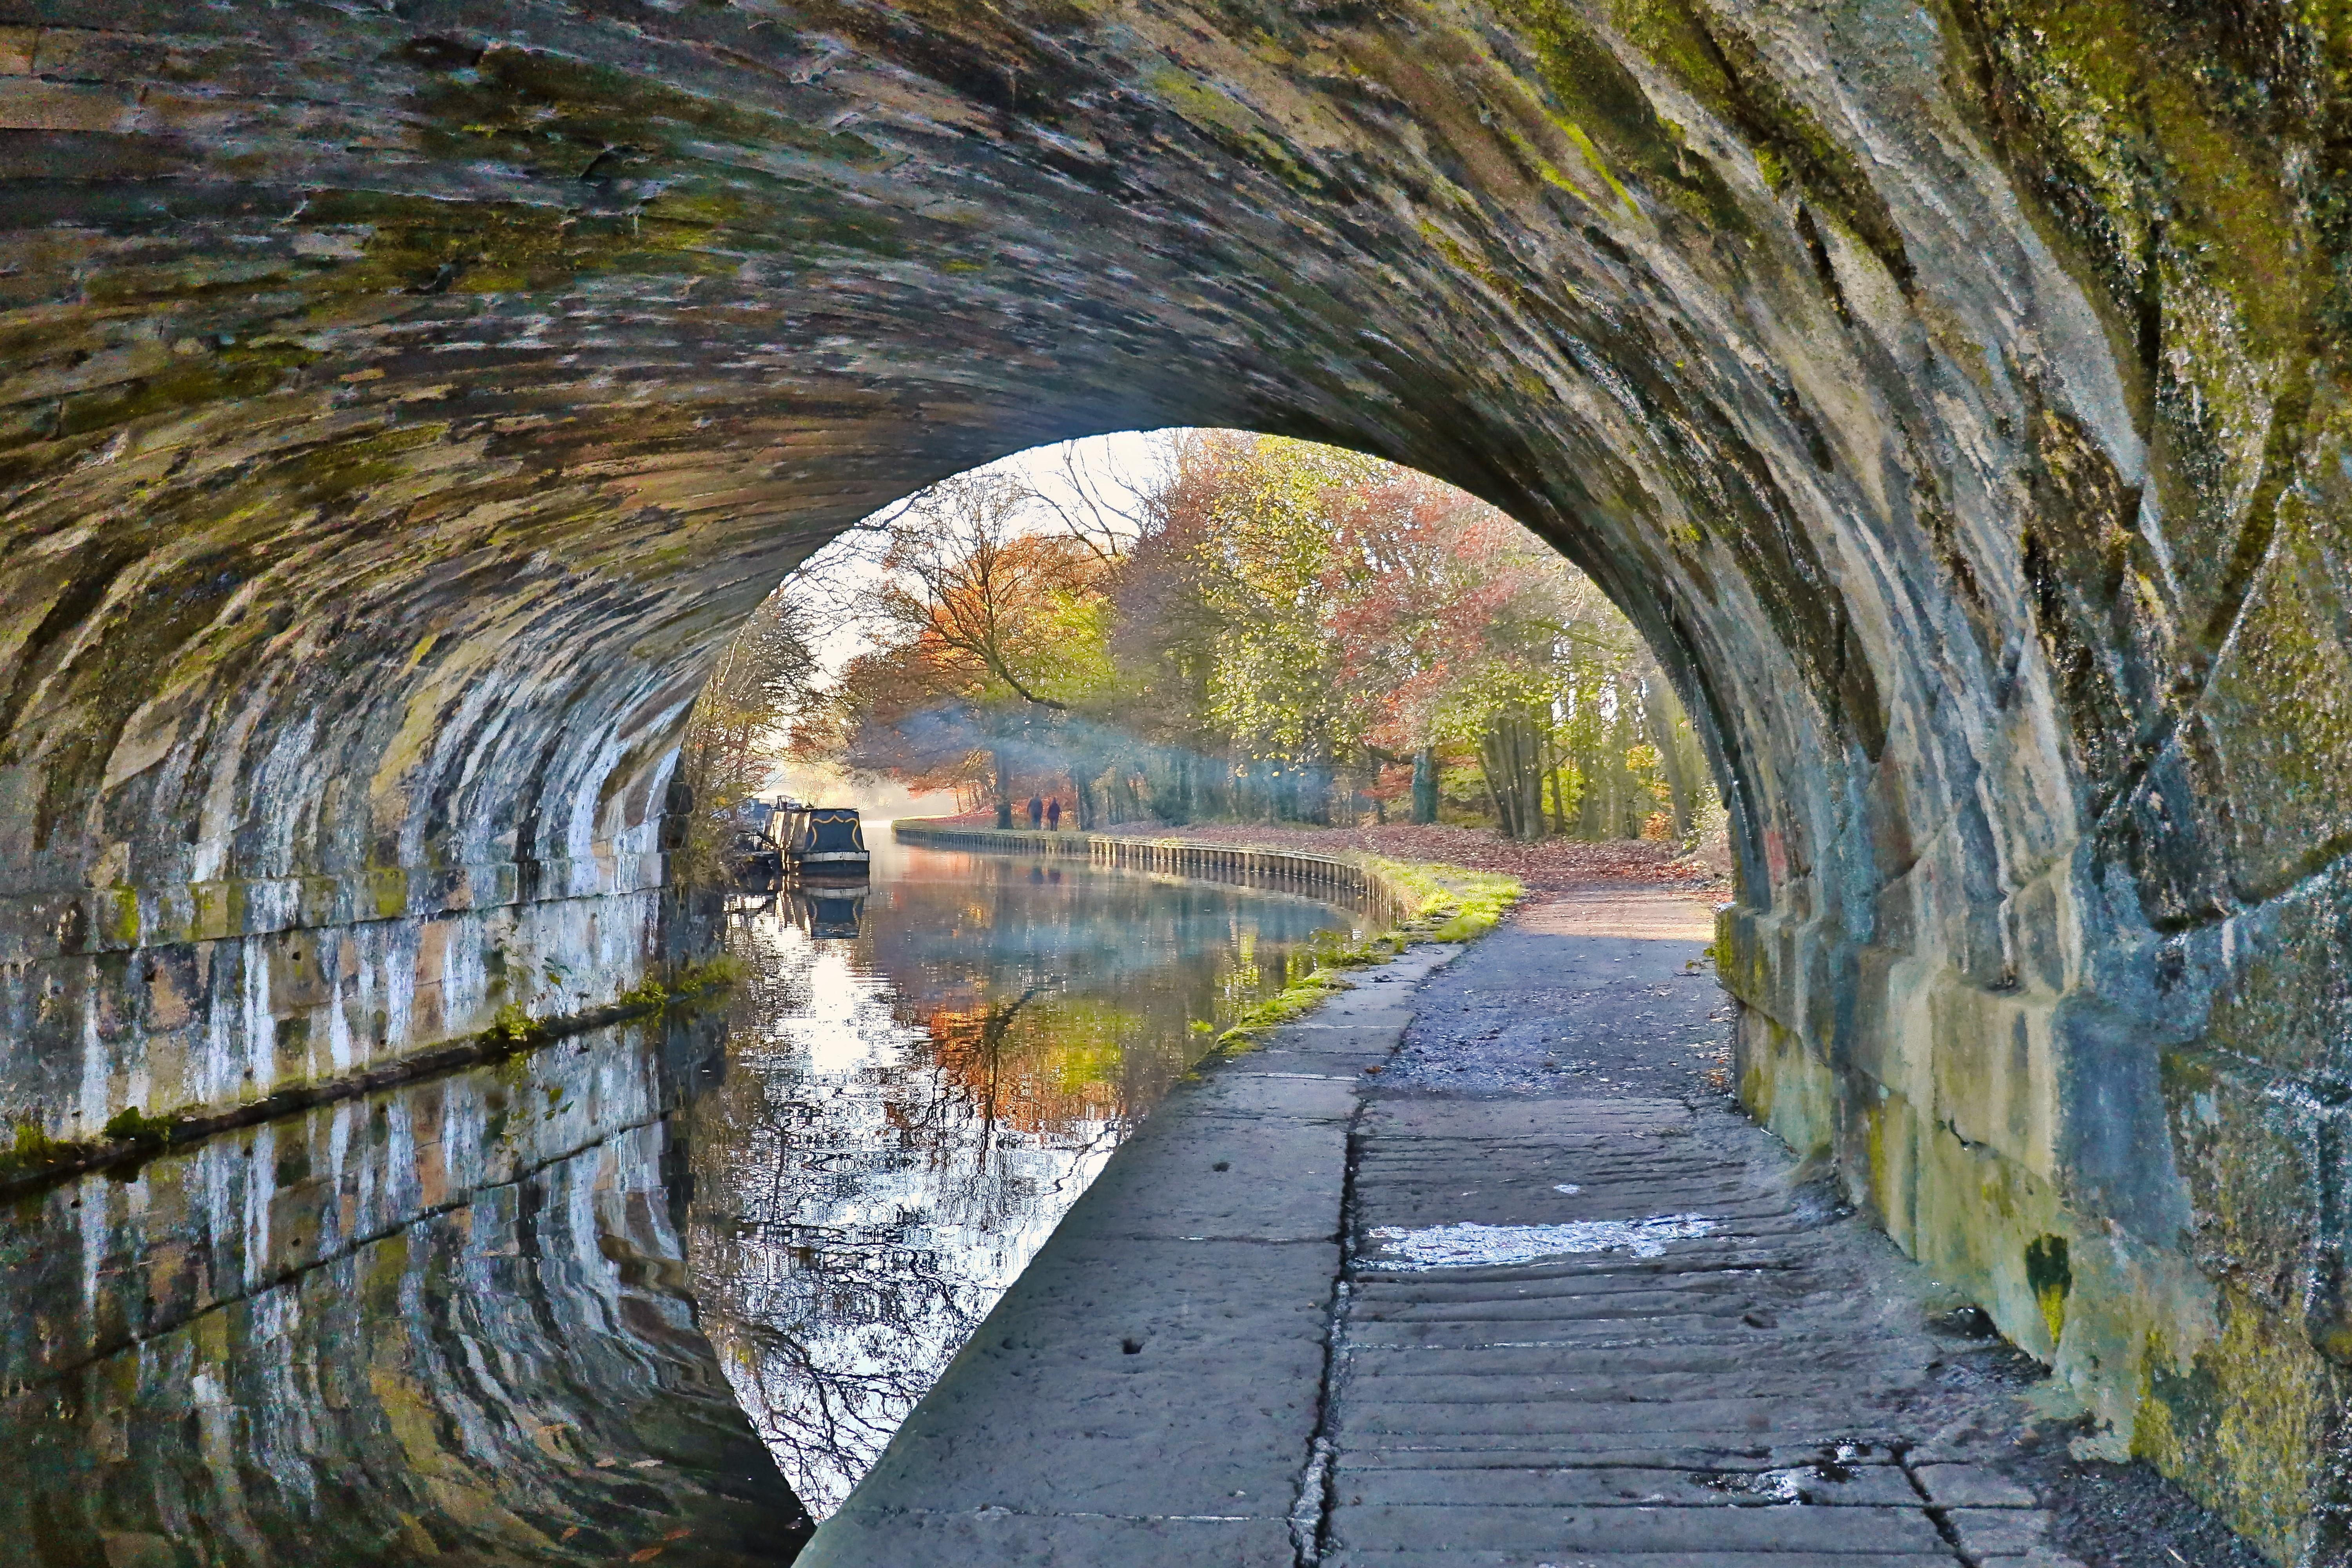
[793,428,1178,682]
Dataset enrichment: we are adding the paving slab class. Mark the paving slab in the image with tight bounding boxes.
[1909,1465,2040,1509]
[1944,1508,2056,1557]
[1183,1070,1363,1120]
[1048,1114,1347,1243]
[1324,1503,1952,1554]
[806,1509,1296,1566]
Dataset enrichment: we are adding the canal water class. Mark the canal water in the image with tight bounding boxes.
[684,836,1364,1519]
[1,833,1364,1564]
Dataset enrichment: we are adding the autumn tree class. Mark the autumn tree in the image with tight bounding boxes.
[1312,467,1547,824]
[1132,434,1391,820]
[821,466,1118,826]
[1113,439,1694,840]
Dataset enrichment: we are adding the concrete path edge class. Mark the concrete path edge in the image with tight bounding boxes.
[794,942,1459,1567]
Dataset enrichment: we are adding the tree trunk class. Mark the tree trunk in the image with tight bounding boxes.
[1481,713,1546,841]
[1519,717,1544,840]
[1479,732,1512,837]
[994,748,1014,828]
[1482,720,1536,840]
[1574,716,1604,838]
[1612,692,1642,836]
[1411,748,1437,824]
[1488,724,1515,839]
[1545,728,1567,836]
[1637,670,1689,837]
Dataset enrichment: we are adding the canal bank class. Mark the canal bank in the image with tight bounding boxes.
[797,937,1459,1566]
[885,820,1519,944]
[685,833,1414,1520]
[799,888,2109,1568]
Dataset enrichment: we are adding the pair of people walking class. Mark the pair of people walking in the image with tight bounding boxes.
[1025,794,1062,830]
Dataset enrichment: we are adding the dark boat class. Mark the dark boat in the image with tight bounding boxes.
[729,797,784,880]
[774,802,871,870]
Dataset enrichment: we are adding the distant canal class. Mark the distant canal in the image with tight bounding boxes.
[684,834,1366,1518]
[0,833,1366,1564]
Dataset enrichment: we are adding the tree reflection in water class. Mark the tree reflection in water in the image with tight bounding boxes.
[684,844,1360,1515]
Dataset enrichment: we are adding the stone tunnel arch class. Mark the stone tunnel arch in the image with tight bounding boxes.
[1,2,2345,1558]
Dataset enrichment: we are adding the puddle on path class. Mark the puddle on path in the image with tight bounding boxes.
[1367,1214,1721,1269]
[684,836,1367,1517]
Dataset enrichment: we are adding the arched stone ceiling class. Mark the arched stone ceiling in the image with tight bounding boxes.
[0,1,2346,1557]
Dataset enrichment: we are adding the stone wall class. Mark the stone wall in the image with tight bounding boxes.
[0,0,2345,1557]
[0,1012,810,1562]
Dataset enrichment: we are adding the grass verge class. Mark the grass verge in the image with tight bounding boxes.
[1214,855,1520,1050]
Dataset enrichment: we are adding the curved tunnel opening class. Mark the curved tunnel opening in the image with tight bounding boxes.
[673,426,1733,864]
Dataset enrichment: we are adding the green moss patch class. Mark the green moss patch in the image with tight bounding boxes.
[2025,1232,2073,1345]
[100,1105,175,1145]
[0,1120,65,1178]
[1356,855,1524,942]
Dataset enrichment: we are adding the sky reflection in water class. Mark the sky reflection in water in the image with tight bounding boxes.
[685,838,1362,1516]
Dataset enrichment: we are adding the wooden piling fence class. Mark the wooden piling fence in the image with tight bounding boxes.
[887,820,1417,928]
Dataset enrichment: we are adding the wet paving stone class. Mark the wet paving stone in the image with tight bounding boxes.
[1318,892,2069,1567]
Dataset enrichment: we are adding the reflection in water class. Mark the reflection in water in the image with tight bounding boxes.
[788,879,869,943]
[0,1017,811,1566]
[685,839,1363,1516]
[0,844,1365,1560]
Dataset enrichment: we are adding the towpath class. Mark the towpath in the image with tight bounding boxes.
[799,889,2077,1567]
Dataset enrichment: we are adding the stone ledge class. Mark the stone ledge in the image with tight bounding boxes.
[0,967,732,1200]
[0,848,669,965]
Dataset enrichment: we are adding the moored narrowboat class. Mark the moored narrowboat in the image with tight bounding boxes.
[774,803,871,869]
[730,797,784,879]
